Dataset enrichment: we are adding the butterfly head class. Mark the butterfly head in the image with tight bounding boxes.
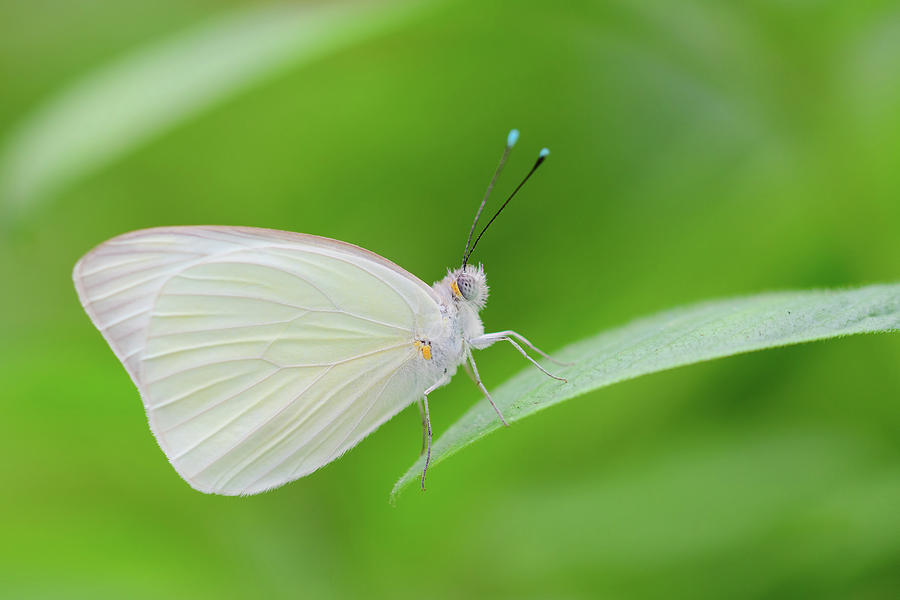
[447,264,488,311]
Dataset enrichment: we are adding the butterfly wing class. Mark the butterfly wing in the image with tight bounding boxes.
[74,226,444,495]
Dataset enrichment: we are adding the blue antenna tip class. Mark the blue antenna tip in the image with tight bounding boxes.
[539,147,550,158]
[507,129,520,147]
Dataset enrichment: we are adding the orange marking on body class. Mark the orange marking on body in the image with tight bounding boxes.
[450,279,462,297]
[414,339,432,360]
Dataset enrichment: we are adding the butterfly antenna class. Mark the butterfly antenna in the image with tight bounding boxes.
[461,129,519,267]
[464,148,549,265]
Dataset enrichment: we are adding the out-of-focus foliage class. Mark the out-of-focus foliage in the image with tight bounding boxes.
[1,1,898,598]
[0,0,429,220]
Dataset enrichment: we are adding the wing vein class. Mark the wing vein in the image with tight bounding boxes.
[99,305,154,330]
[152,368,269,411]
[214,352,409,492]
[145,319,297,339]
[246,358,412,492]
[187,365,336,479]
[269,249,418,321]
[80,254,161,277]
[143,358,279,386]
[164,367,286,455]
[319,355,416,470]
[211,260,341,309]
[159,291,412,332]
[280,342,411,368]
[141,336,294,361]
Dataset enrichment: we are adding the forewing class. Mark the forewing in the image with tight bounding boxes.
[74,226,442,495]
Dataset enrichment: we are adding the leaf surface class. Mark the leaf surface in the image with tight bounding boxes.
[392,283,900,500]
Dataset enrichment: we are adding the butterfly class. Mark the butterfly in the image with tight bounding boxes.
[73,130,565,496]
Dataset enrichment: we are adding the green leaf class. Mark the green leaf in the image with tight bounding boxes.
[392,283,900,500]
[0,0,432,222]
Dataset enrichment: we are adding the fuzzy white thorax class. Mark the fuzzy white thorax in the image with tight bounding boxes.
[425,264,489,374]
[437,263,488,330]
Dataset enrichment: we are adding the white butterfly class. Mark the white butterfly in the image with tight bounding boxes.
[73,131,564,495]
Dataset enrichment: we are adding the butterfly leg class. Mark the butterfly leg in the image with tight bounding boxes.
[420,395,432,491]
[466,347,510,427]
[462,358,477,383]
[416,399,427,456]
[480,330,572,366]
[420,375,449,491]
[470,332,568,382]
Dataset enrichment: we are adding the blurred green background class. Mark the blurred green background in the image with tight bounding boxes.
[2,1,899,598]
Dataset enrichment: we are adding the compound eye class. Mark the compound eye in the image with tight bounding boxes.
[456,274,476,300]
